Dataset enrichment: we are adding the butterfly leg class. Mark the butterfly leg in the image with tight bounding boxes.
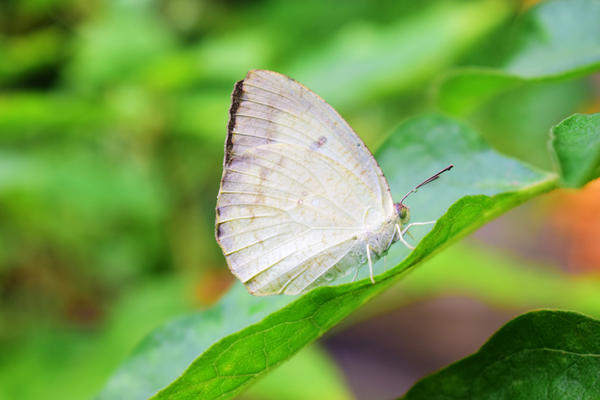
[396,224,415,250]
[366,244,375,284]
[401,221,436,236]
[352,265,360,282]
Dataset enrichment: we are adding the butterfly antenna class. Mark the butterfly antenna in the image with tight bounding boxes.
[399,164,453,205]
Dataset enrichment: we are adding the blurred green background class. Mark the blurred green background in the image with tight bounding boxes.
[1,0,599,399]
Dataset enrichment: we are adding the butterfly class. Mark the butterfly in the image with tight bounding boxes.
[216,70,452,296]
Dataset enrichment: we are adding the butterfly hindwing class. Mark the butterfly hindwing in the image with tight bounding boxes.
[216,70,395,295]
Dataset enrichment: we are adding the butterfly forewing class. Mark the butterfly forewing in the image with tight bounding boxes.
[216,70,394,295]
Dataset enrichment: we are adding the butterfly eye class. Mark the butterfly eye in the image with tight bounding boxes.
[399,205,410,224]
[393,202,409,223]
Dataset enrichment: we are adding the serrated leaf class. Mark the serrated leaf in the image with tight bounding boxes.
[551,113,600,188]
[96,114,556,400]
[402,310,600,399]
[437,0,600,116]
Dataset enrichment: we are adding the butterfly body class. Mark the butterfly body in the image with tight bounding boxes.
[363,215,401,257]
[215,70,440,296]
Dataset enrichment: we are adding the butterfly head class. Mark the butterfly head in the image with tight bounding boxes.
[394,202,410,225]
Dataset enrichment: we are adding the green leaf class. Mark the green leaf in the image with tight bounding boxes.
[97,114,556,400]
[243,345,353,400]
[465,79,590,170]
[291,0,513,110]
[437,0,600,116]
[370,243,600,320]
[551,113,600,188]
[96,283,291,400]
[402,310,600,399]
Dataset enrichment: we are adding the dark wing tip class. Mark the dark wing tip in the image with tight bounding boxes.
[225,79,245,165]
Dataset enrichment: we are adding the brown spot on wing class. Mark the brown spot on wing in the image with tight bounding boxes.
[311,136,328,150]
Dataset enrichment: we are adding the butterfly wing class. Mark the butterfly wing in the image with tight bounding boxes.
[216,70,394,295]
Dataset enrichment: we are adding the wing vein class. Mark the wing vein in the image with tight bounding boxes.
[264,147,379,209]
[233,228,313,272]
[243,80,384,194]
[224,228,309,256]
[249,234,355,292]
[226,167,306,189]
[234,111,383,207]
[222,179,304,201]
[245,152,330,203]
[218,194,355,230]
[243,82,351,139]
[240,98,336,141]
[218,220,306,240]
[296,247,355,293]
[282,241,354,294]
[233,114,316,145]
[231,130,285,144]
[248,150,361,224]
[219,190,298,203]
[217,214,279,223]
[232,129,313,149]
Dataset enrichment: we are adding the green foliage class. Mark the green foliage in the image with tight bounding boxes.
[94,0,600,397]
[0,277,192,400]
[388,243,600,318]
[3,0,600,399]
[436,0,600,169]
[402,310,600,399]
[467,79,590,170]
[437,0,600,116]
[97,283,291,400]
[552,113,600,188]
[98,114,556,399]
[242,345,353,400]
[291,0,512,110]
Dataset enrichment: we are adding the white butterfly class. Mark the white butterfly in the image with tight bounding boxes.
[216,70,451,296]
